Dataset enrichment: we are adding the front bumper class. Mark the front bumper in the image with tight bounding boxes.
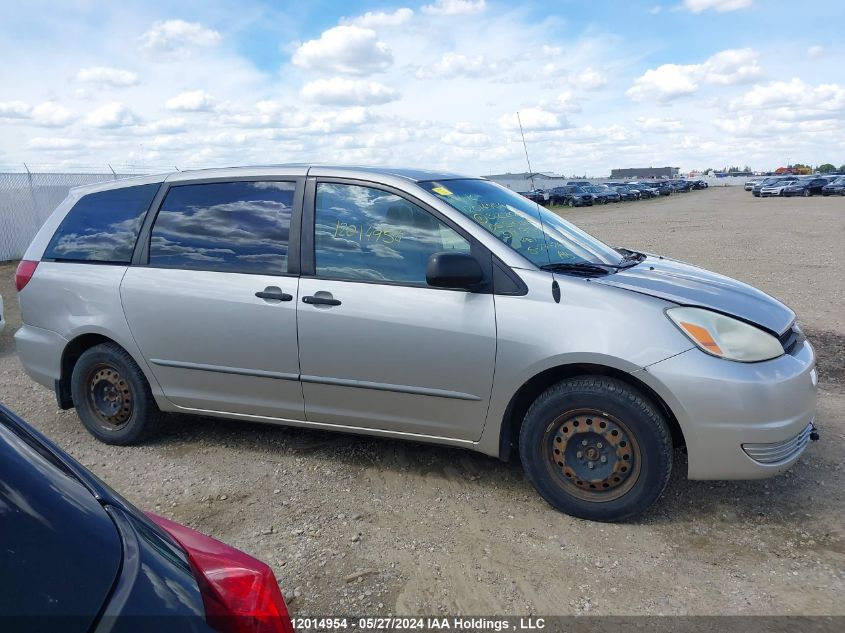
[640,340,817,479]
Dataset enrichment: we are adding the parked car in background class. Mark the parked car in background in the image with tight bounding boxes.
[651,181,673,196]
[627,183,659,199]
[0,402,294,633]
[14,165,819,522]
[782,177,831,197]
[752,177,787,197]
[690,180,708,190]
[519,189,550,205]
[760,178,799,197]
[610,184,640,201]
[745,177,765,191]
[670,180,691,193]
[586,184,621,203]
[567,180,592,188]
[821,176,845,196]
[549,185,594,207]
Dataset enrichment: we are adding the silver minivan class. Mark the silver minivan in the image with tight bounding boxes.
[14,166,818,521]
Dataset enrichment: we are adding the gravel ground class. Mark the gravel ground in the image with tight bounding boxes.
[0,186,843,617]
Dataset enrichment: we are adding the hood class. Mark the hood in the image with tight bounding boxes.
[595,256,795,335]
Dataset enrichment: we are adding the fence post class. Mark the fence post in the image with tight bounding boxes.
[108,164,117,179]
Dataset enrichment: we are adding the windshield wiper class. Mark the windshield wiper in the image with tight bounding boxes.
[540,262,618,276]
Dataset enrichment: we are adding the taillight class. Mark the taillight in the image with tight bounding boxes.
[14,260,38,292]
[146,512,294,633]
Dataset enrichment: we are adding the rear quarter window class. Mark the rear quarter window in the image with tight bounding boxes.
[44,183,160,263]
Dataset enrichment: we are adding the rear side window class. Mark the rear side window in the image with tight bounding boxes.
[149,181,294,275]
[44,184,159,263]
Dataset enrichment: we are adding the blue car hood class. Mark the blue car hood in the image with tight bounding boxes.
[595,256,795,335]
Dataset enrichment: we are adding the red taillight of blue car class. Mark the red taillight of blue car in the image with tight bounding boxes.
[145,512,295,633]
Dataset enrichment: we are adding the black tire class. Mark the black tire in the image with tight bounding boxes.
[568,199,575,208]
[519,376,673,522]
[71,342,164,445]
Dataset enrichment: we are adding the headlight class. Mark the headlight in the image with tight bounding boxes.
[666,307,784,362]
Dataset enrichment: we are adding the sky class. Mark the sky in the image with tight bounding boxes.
[1,0,843,176]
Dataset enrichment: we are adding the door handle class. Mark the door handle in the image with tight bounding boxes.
[255,288,293,301]
[302,295,342,306]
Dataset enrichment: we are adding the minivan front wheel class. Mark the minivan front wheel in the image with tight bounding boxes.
[71,343,163,445]
[519,376,673,522]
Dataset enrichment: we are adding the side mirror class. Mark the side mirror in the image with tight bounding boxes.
[426,252,484,290]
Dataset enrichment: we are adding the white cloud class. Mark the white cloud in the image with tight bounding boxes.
[416,52,494,79]
[702,48,761,84]
[139,19,221,56]
[441,130,491,147]
[85,102,140,128]
[343,8,414,28]
[499,108,565,132]
[27,137,85,151]
[628,48,760,101]
[422,0,487,15]
[681,0,753,12]
[807,45,824,59]
[627,64,699,102]
[301,77,399,106]
[636,117,684,132]
[730,79,845,113]
[76,66,139,87]
[166,90,215,112]
[571,68,607,90]
[292,25,393,75]
[147,117,189,134]
[0,100,31,119]
[31,102,75,127]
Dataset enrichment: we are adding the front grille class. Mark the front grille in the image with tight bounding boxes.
[742,423,813,465]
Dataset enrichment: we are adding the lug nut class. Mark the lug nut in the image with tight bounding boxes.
[576,451,583,459]
[597,442,603,449]
[582,439,588,446]
[588,462,594,469]
[600,456,607,463]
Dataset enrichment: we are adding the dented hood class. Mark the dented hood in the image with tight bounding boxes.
[595,256,795,335]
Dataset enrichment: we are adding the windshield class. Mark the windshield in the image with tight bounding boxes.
[419,179,623,267]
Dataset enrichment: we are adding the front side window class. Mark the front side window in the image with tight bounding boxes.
[418,179,623,268]
[149,181,294,275]
[44,184,159,263]
[314,183,470,285]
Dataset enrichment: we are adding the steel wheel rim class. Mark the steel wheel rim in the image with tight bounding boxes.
[86,364,133,431]
[542,408,642,502]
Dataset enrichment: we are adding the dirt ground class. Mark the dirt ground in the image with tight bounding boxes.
[1,186,843,617]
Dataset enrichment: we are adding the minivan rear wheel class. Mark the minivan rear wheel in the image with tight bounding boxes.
[519,376,672,522]
[71,343,163,445]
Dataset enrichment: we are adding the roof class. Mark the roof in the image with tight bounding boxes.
[69,165,475,195]
[175,164,471,182]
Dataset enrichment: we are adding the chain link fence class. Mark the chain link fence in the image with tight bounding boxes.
[0,171,140,261]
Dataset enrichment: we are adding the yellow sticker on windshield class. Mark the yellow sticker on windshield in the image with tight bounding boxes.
[432,186,453,196]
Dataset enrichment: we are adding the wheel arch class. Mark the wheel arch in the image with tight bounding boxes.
[58,333,151,409]
[496,363,686,463]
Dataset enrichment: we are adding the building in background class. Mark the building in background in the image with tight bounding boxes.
[609,167,679,179]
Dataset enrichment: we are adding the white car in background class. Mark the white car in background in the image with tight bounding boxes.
[760,178,798,197]
[744,177,764,191]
